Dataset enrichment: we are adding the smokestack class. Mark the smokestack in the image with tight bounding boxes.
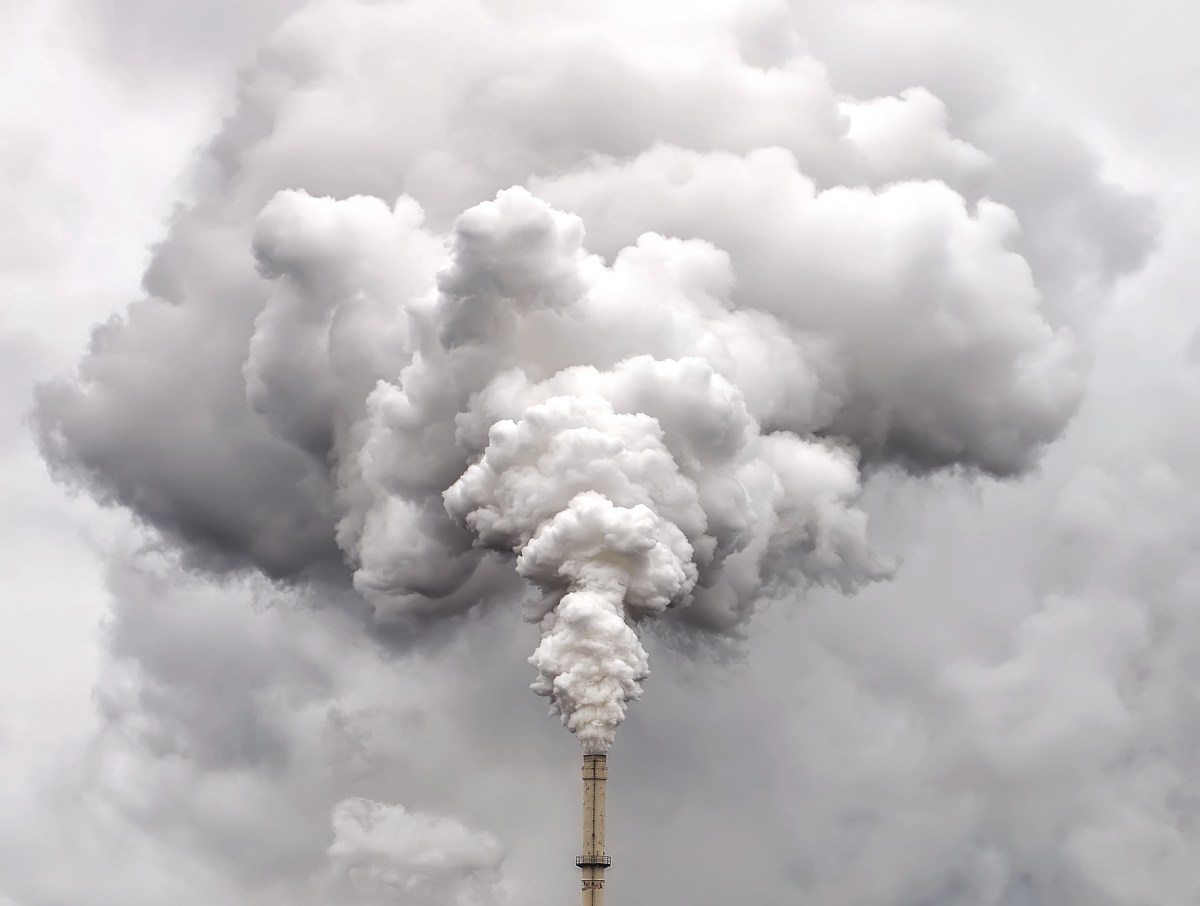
[577,753,610,906]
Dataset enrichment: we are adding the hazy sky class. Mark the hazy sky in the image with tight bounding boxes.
[2,2,1199,905]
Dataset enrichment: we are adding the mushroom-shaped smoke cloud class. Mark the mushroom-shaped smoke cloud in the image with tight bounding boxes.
[36,0,1121,752]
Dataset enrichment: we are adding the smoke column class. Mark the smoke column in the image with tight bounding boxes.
[35,0,1093,753]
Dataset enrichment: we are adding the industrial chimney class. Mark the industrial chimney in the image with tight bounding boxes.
[577,753,611,906]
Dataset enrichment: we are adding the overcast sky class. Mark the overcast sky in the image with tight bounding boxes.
[2,2,1199,905]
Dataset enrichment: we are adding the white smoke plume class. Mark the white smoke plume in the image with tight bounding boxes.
[441,353,883,750]
[35,0,1147,752]
[244,174,1058,750]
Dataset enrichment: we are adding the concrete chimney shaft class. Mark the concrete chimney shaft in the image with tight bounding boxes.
[577,753,610,906]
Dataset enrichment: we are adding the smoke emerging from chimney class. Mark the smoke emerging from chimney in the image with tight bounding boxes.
[35,0,1122,752]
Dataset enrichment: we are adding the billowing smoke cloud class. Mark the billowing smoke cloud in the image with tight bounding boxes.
[36,0,1147,752]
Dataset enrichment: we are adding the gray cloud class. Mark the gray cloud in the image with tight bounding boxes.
[36,0,1135,611]
[8,1,1198,906]
[74,0,303,79]
[34,0,1140,766]
[790,0,1158,329]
